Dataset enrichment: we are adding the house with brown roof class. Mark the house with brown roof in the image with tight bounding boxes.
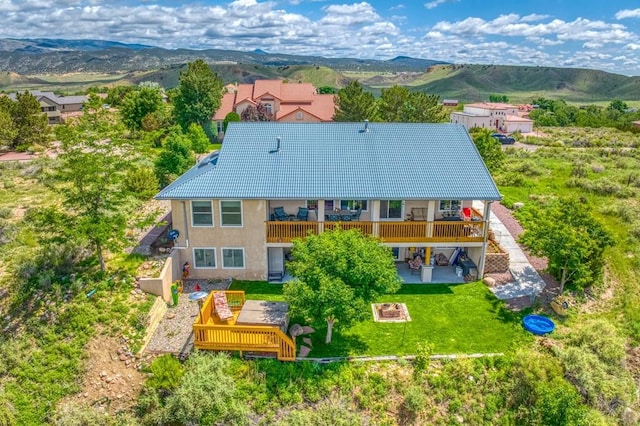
[213,80,336,133]
[450,102,534,134]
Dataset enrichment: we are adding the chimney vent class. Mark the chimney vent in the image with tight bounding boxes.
[269,137,281,154]
[359,119,370,133]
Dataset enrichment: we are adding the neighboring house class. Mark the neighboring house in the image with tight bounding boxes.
[633,121,640,129]
[7,90,87,124]
[442,99,459,107]
[213,80,336,133]
[450,102,534,133]
[156,122,501,284]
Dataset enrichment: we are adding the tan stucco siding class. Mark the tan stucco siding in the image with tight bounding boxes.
[170,199,269,280]
[278,110,321,122]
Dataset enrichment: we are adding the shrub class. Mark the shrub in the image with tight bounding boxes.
[414,341,433,373]
[124,167,159,200]
[51,402,138,426]
[403,385,427,414]
[144,354,184,395]
[276,399,363,426]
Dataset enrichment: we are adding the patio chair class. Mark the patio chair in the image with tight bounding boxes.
[327,213,340,221]
[341,213,352,221]
[272,206,291,221]
[213,291,234,324]
[296,207,309,221]
[408,256,423,275]
[351,208,362,221]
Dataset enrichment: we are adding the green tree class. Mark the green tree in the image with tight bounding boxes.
[154,127,195,187]
[223,111,240,132]
[378,85,408,122]
[284,228,401,343]
[172,59,224,130]
[470,128,505,172]
[120,86,164,132]
[105,85,135,107]
[3,91,50,151]
[45,109,133,271]
[607,99,628,112]
[333,80,379,122]
[0,106,17,147]
[520,199,613,293]
[400,91,446,122]
[186,123,210,153]
[489,94,509,103]
[317,86,337,94]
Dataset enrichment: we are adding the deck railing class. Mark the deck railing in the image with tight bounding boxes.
[193,291,296,361]
[266,220,485,243]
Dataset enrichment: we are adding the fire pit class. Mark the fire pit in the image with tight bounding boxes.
[372,303,411,323]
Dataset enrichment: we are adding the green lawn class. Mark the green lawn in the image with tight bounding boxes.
[230,281,531,357]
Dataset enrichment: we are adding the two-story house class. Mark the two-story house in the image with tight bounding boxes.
[450,102,533,133]
[156,122,501,284]
[213,80,336,133]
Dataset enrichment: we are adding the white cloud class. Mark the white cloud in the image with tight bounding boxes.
[424,0,457,10]
[521,14,550,23]
[615,9,640,19]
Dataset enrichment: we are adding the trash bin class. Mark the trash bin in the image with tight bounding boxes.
[171,283,179,307]
[455,266,463,277]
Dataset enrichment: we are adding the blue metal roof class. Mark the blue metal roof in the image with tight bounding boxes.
[156,122,501,201]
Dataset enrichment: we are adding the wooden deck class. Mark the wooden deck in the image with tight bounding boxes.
[267,220,485,243]
[193,291,296,361]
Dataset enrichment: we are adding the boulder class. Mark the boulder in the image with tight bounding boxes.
[483,276,496,287]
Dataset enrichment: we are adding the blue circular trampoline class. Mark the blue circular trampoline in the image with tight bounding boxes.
[523,314,555,335]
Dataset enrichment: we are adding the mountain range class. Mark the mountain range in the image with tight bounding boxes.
[1,38,639,102]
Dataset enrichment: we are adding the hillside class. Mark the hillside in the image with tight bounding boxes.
[404,64,640,102]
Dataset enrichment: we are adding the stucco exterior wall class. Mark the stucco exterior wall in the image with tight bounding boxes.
[450,112,492,130]
[171,199,269,280]
[505,121,533,133]
[278,109,321,122]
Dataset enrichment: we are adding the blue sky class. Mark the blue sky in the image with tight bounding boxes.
[1,0,639,75]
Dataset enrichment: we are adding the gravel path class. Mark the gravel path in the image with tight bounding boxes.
[145,279,231,357]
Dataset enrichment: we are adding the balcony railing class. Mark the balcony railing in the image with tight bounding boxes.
[266,220,485,243]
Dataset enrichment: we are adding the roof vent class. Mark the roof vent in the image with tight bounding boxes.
[359,119,369,133]
[269,136,281,154]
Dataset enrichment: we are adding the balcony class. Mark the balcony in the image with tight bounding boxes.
[266,220,485,243]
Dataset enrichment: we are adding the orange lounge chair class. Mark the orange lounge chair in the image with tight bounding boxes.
[213,292,234,323]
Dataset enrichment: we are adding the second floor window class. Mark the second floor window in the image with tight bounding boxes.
[220,201,242,226]
[439,200,461,212]
[192,201,213,226]
[380,200,402,219]
[340,200,368,211]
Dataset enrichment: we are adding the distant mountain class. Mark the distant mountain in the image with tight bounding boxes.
[0,38,447,74]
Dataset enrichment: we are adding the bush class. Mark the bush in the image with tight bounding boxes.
[124,167,159,200]
[144,354,184,395]
[276,399,363,426]
[51,402,138,426]
[403,385,427,414]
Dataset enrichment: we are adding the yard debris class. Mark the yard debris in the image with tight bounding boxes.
[298,345,311,358]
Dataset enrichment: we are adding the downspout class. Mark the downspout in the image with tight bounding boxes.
[477,200,492,279]
[172,201,190,249]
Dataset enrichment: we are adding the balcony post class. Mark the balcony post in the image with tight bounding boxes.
[317,200,325,233]
[370,200,380,237]
[477,200,492,278]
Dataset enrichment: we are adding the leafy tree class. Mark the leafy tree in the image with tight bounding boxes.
[45,109,133,271]
[284,228,401,343]
[186,122,210,153]
[124,167,159,199]
[0,107,17,147]
[519,199,613,293]
[333,80,379,122]
[240,103,273,121]
[400,91,446,123]
[470,128,505,172]
[154,127,195,186]
[378,85,409,122]
[105,85,135,107]
[83,93,104,112]
[120,86,164,132]
[0,91,50,151]
[172,59,224,130]
[607,99,628,112]
[317,86,337,94]
[223,111,240,132]
[489,94,509,103]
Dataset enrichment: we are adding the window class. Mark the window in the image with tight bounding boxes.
[191,201,213,226]
[380,200,403,219]
[193,248,216,268]
[306,200,318,210]
[222,248,245,268]
[439,200,461,212]
[264,103,272,114]
[296,111,303,120]
[340,200,368,211]
[220,200,242,226]
[324,200,334,211]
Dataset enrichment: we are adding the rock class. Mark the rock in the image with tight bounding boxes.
[166,312,176,319]
[298,345,311,358]
[513,202,524,209]
[483,277,496,287]
[302,337,313,347]
[300,326,315,335]
[130,290,137,296]
[99,370,107,378]
[119,354,127,361]
[289,324,303,337]
[623,407,639,426]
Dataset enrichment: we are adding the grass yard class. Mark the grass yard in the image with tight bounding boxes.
[230,281,531,358]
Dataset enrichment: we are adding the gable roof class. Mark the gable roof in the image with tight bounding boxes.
[156,122,501,201]
[465,102,517,110]
[276,94,336,121]
[7,90,87,106]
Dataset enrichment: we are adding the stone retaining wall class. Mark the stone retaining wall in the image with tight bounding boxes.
[484,243,510,273]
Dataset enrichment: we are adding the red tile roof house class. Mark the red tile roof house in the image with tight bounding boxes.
[212,80,336,136]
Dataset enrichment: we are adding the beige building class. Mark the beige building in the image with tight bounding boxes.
[7,91,87,124]
[450,102,533,133]
[156,122,501,284]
